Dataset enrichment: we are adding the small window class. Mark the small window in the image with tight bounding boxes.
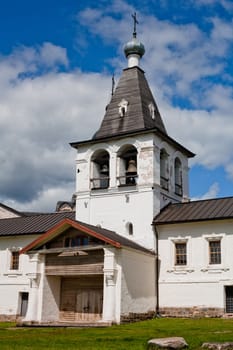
[209,240,221,264]
[10,251,19,270]
[175,242,187,266]
[64,235,89,248]
[126,222,133,235]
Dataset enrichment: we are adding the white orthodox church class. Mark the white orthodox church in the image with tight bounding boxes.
[0,25,233,325]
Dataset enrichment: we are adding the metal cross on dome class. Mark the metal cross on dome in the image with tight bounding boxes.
[132,12,139,37]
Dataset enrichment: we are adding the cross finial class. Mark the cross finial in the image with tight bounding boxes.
[132,12,138,38]
[111,74,115,96]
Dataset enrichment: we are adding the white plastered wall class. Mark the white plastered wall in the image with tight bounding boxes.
[158,219,233,310]
[0,234,40,317]
[119,248,156,316]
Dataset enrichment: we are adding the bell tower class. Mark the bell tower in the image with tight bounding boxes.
[70,16,194,249]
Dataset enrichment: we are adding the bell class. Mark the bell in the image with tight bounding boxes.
[126,159,137,173]
[100,164,109,174]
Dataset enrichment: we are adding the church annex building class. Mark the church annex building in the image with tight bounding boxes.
[0,25,233,325]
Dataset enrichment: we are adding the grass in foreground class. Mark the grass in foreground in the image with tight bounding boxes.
[0,318,233,350]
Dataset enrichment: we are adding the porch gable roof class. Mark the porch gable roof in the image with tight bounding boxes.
[20,218,153,255]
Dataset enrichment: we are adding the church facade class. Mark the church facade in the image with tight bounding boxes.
[0,25,233,324]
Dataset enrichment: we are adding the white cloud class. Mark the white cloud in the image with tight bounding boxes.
[0,45,110,210]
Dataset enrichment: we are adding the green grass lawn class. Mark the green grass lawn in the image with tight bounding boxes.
[0,318,233,350]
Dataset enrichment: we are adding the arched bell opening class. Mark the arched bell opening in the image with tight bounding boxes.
[174,157,183,196]
[160,148,169,191]
[117,145,138,186]
[90,150,110,190]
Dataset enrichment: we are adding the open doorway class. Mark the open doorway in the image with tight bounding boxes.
[19,292,29,317]
[225,286,233,313]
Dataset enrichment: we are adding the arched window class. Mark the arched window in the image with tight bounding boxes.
[160,149,169,190]
[117,145,138,186]
[90,150,110,189]
[174,157,183,196]
[126,222,134,235]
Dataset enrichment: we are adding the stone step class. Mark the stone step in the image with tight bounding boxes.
[17,321,112,328]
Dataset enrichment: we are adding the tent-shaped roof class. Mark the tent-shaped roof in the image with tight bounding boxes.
[92,66,167,139]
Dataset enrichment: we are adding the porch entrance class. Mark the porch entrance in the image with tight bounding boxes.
[60,277,103,322]
[225,286,233,313]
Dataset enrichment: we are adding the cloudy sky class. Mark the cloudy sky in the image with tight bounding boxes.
[0,0,232,212]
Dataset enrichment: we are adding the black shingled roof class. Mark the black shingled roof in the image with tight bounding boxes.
[153,197,233,225]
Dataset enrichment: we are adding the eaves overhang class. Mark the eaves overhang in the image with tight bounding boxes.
[20,218,122,255]
[70,128,195,158]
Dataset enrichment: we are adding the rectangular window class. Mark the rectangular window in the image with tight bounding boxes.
[209,240,221,264]
[10,251,19,270]
[175,242,187,265]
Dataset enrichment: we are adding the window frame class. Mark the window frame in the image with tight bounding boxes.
[175,242,187,266]
[209,239,221,265]
[10,251,20,270]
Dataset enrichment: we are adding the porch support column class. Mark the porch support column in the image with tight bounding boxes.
[23,274,40,322]
[102,248,117,322]
[23,253,41,322]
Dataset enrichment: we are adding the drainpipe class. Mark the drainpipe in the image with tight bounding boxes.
[153,225,160,316]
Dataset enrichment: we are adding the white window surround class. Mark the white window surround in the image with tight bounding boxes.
[118,99,129,117]
[4,248,22,277]
[167,237,194,274]
[201,234,229,273]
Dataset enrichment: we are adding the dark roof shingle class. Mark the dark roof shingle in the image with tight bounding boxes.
[92,66,167,139]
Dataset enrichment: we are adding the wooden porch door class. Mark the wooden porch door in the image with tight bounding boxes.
[60,278,103,322]
[76,288,103,321]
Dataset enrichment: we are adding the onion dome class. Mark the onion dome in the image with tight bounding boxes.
[124,35,145,59]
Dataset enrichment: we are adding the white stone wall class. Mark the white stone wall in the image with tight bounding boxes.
[119,248,156,316]
[158,219,233,312]
[0,234,40,318]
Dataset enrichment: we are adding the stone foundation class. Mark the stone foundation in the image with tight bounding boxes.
[159,307,224,318]
[0,314,17,322]
[120,310,155,323]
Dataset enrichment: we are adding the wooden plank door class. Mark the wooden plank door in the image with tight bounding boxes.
[76,288,103,322]
[60,286,76,322]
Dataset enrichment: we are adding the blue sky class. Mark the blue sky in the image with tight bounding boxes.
[0,0,232,211]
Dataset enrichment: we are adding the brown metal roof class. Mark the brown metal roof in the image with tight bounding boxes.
[0,211,75,236]
[92,66,167,139]
[153,197,233,225]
